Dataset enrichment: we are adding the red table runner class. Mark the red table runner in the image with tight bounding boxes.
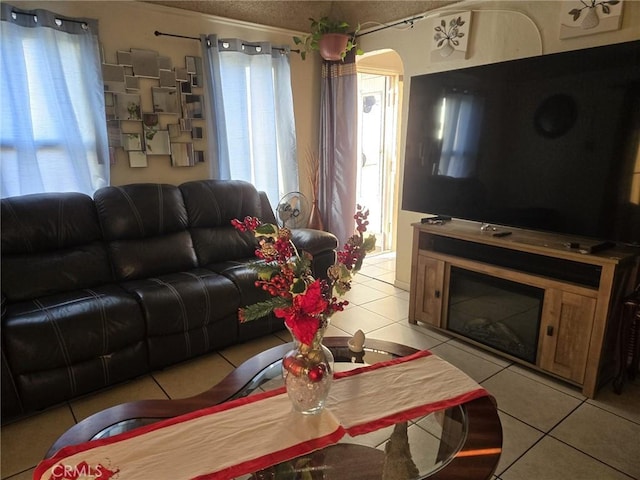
[35,350,489,480]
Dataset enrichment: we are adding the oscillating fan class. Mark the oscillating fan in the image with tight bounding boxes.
[276,192,310,229]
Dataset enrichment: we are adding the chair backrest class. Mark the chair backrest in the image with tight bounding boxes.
[94,184,197,281]
[179,180,266,265]
[1,192,112,301]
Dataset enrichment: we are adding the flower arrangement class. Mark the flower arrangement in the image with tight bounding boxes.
[231,205,376,346]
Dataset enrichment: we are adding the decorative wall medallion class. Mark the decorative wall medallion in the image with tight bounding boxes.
[560,0,623,39]
[430,12,471,63]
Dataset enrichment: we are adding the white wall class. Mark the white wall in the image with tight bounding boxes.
[356,0,640,289]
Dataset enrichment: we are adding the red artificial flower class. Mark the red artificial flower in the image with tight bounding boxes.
[294,280,327,316]
[274,280,328,345]
[284,312,320,346]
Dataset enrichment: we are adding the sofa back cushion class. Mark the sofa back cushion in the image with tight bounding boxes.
[94,184,197,280]
[1,192,113,301]
[180,180,265,265]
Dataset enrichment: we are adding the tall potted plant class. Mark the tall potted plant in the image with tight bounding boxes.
[293,17,362,61]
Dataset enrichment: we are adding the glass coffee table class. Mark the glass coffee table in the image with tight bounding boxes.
[46,337,502,479]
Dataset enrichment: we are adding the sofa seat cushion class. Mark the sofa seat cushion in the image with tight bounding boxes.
[2,285,147,411]
[122,269,240,369]
[206,260,285,341]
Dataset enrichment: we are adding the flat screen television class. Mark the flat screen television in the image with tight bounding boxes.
[402,40,640,247]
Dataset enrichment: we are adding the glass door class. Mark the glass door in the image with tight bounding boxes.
[356,72,400,252]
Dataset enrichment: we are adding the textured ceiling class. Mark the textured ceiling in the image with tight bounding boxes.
[145,1,461,32]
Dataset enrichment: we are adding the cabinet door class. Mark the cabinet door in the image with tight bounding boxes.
[414,255,445,327]
[539,289,596,384]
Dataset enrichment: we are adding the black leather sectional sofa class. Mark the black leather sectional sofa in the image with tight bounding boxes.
[1,180,337,421]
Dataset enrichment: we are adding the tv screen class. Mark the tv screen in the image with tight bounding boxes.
[403,40,640,246]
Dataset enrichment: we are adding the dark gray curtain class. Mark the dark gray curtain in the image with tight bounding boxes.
[318,51,358,246]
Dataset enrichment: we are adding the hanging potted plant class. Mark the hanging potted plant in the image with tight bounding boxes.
[293,17,362,61]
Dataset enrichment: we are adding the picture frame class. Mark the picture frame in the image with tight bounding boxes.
[142,113,159,128]
[131,48,160,78]
[128,150,148,167]
[168,123,181,139]
[116,50,133,67]
[183,94,204,119]
[430,12,472,63]
[191,126,204,139]
[122,132,143,151]
[185,56,197,74]
[179,118,192,131]
[194,150,206,163]
[104,92,117,120]
[145,130,171,155]
[175,67,189,82]
[159,69,177,88]
[103,63,126,93]
[170,142,194,167]
[559,0,624,38]
[115,93,141,120]
[158,56,172,70]
[107,121,122,147]
[116,50,132,66]
[125,75,140,91]
[152,87,179,114]
[102,63,125,83]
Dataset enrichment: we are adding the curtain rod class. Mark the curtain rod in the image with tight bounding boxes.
[11,9,89,27]
[154,30,298,54]
[155,14,424,53]
[356,15,424,38]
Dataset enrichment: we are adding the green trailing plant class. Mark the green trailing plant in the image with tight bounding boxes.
[293,16,362,60]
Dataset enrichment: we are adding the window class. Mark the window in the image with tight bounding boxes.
[0,5,109,198]
[201,36,298,206]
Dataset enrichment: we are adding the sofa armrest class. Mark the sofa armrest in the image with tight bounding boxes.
[290,228,337,256]
[290,229,338,280]
[256,191,337,279]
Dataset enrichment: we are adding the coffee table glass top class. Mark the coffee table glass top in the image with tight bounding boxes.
[90,342,469,479]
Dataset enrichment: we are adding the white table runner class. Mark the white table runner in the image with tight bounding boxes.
[35,350,489,480]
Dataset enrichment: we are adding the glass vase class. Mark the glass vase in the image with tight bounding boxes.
[282,320,334,415]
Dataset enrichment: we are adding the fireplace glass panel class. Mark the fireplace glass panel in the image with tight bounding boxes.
[447,267,544,363]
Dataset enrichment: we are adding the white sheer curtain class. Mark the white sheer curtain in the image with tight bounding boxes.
[201,35,298,207]
[0,3,109,198]
[438,92,485,178]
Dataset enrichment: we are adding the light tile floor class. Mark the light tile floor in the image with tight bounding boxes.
[2,252,639,479]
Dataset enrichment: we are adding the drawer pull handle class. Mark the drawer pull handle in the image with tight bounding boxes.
[547,325,554,336]
[435,290,441,299]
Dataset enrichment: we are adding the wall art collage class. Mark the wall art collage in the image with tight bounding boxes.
[102,48,206,168]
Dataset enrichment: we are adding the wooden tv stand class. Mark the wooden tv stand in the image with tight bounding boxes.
[409,219,639,398]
